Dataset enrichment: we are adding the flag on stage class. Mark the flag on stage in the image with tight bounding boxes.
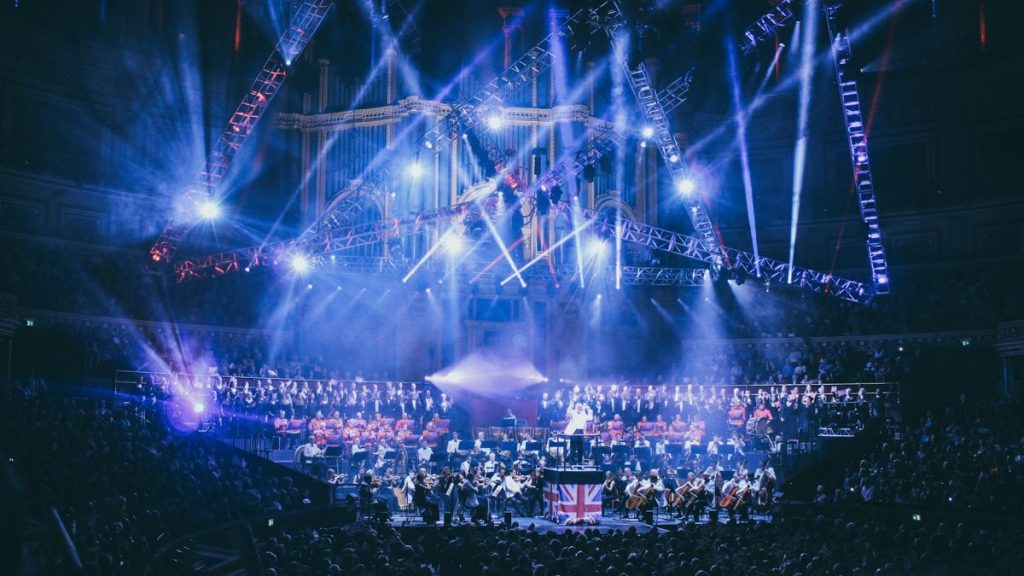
[547,482,602,523]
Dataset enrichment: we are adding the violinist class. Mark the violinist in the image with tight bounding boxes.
[460,472,489,525]
[358,472,378,517]
[414,469,439,524]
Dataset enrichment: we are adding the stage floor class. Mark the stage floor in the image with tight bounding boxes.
[388,511,773,533]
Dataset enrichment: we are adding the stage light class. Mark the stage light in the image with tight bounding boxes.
[586,239,609,259]
[197,199,221,220]
[290,254,311,274]
[406,162,424,180]
[676,178,696,196]
[669,154,680,163]
[306,283,313,290]
[443,233,464,254]
[877,274,889,285]
[192,402,205,414]
[639,140,647,148]
[424,140,434,149]
[486,113,503,131]
[641,126,654,139]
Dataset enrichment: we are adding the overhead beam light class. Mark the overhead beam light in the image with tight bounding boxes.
[290,254,311,274]
[675,178,696,196]
[486,113,503,132]
[640,126,654,139]
[197,199,222,220]
[406,162,425,180]
[442,233,464,254]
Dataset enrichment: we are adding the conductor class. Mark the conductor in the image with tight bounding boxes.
[564,402,593,465]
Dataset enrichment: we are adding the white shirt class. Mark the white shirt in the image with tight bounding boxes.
[564,407,593,434]
[447,438,461,454]
[417,446,433,462]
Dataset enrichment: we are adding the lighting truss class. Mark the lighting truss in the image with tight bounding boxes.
[593,1,725,269]
[740,0,797,55]
[823,1,890,294]
[175,193,869,302]
[314,254,707,288]
[578,205,869,302]
[149,0,334,264]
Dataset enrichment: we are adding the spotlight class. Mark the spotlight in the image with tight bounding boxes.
[424,140,434,149]
[443,233,464,254]
[641,126,654,139]
[877,274,889,285]
[486,113,503,131]
[197,199,221,220]
[669,154,680,163]
[406,162,424,180]
[192,402,205,414]
[244,266,251,273]
[586,239,609,259]
[290,254,311,274]
[675,178,696,196]
[639,140,647,148]
[306,283,313,290]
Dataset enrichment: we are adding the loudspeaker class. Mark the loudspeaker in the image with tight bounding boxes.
[444,511,453,527]
[503,511,513,528]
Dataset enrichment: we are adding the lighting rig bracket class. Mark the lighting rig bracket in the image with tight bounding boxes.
[591,0,726,272]
[823,0,890,294]
[148,0,334,265]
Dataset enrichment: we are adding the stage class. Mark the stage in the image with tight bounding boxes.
[387,511,774,533]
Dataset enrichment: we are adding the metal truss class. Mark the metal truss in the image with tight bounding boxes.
[149,0,334,264]
[593,1,725,269]
[308,254,707,288]
[740,0,797,55]
[824,1,890,294]
[176,195,867,300]
[578,205,870,303]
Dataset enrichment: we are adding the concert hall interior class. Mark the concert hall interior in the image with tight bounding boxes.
[2,0,1024,575]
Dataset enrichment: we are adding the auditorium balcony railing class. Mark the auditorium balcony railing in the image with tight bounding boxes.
[681,328,997,349]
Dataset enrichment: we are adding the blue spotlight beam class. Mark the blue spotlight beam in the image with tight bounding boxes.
[594,2,725,270]
[824,1,890,294]
[740,0,797,55]
[500,216,595,285]
[149,0,334,264]
[479,211,527,287]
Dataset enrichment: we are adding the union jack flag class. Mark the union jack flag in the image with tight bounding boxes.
[545,482,603,523]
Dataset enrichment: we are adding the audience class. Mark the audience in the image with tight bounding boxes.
[825,396,1024,514]
[0,380,317,576]
[247,517,1023,576]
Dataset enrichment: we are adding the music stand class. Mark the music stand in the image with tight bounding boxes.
[499,440,517,457]
[524,441,541,453]
[666,444,684,457]
[634,447,652,462]
[383,450,397,462]
[720,445,736,456]
[458,440,475,452]
[480,440,499,452]
[722,470,735,481]
[592,445,611,462]
[428,452,448,473]
[690,444,707,456]
[324,446,344,469]
[349,451,368,475]
[611,444,629,457]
